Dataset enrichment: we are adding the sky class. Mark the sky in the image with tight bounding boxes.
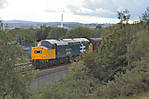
[0,0,149,23]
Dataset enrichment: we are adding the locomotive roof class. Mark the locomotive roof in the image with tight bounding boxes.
[63,38,89,43]
[89,38,102,41]
[45,39,68,45]
[43,38,89,45]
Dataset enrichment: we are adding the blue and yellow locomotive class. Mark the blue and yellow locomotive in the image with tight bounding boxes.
[31,38,94,68]
[31,38,102,69]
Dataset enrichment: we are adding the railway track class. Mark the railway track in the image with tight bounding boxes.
[15,62,71,77]
[15,62,33,69]
[15,62,32,67]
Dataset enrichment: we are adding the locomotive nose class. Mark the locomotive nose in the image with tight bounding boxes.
[31,46,47,59]
[31,45,56,60]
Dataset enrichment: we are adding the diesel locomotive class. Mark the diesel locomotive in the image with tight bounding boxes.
[31,38,102,69]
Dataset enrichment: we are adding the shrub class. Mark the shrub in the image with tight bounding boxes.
[31,61,97,99]
[96,57,149,98]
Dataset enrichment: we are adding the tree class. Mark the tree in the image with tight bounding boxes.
[95,24,149,98]
[117,9,131,24]
[7,28,36,46]
[85,24,134,82]
[35,25,48,41]
[0,31,34,99]
[0,18,3,31]
[47,27,67,39]
[35,26,67,41]
[127,25,149,66]
[65,26,93,38]
[141,7,149,22]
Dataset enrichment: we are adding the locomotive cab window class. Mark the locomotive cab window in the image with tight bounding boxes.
[39,41,54,49]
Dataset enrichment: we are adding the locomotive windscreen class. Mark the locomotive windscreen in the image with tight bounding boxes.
[38,41,54,49]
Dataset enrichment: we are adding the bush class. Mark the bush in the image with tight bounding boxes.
[0,31,35,99]
[81,52,98,76]
[96,57,149,98]
[31,61,97,99]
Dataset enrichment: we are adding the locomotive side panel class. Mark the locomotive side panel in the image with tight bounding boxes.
[47,49,56,59]
[66,42,89,56]
[56,45,67,58]
[79,42,89,53]
[68,43,80,56]
[56,42,89,58]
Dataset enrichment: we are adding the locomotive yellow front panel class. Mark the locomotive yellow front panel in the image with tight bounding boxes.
[31,46,56,59]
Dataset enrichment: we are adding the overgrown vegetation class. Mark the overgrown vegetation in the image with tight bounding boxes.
[0,30,35,99]
[31,62,97,99]
[1,7,149,99]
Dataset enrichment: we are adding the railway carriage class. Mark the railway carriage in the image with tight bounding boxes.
[31,38,92,68]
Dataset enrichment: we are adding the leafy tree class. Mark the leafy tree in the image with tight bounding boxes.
[35,26,67,41]
[65,26,93,38]
[141,7,149,22]
[117,9,131,24]
[0,31,34,99]
[81,52,98,76]
[96,57,149,98]
[126,23,149,68]
[95,27,149,98]
[0,19,2,30]
[7,28,36,46]
[47,27,67,39]
[83,24,135,82]
[35,25,48,41]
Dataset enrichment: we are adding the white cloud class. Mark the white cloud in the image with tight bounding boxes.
[68,5,116,17]
[0,0,7,9]
[0,0,149,23]
[95,8,116,15]
[67,0,149,20]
